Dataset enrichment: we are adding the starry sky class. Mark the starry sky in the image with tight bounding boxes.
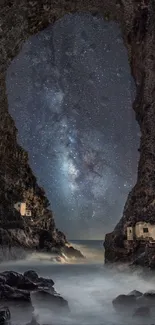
[6,13,140,239]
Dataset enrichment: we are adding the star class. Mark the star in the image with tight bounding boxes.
[6,12,139,239]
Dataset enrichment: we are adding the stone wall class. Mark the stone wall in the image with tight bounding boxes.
[135,222,155,240]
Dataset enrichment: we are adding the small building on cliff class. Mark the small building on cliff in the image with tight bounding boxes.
[127,222,155,242]
[14,202,32,217]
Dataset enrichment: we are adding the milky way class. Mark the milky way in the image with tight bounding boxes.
[6,13,139,239]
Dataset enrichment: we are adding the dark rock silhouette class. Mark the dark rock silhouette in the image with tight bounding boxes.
[133,306,150,318]
[0,307,11,325]
[0,270,69,325]
[24,271,39,283]
[31,290,69,312]
[112,294,136,311]
[112,288,155,319]
[0,283,31,302]
[2,271,37,291]
[127,290,143,297]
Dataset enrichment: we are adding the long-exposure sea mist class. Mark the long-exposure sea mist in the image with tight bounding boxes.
[0,240,154,325]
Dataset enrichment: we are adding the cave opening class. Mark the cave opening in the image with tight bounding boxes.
[6,12,139,240]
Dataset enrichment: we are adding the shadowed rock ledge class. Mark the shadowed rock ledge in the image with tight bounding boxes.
[0,270,70,325]
[0,1,155,265]
[112,289,155,321]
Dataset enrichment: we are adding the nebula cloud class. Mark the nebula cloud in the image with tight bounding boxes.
[6,13,139,239]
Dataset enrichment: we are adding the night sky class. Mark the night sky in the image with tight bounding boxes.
[6,13,140,239]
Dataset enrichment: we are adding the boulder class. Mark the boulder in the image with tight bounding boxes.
[127,290,143,297]
[24,270,54,290]
[62,245,84,259]
[0,284,31,302]
[143,290,155,299]
[1,271,37,291]
[112,294,136,310]
[136,295,149,306]
[24,270,39,283]
[0,270,68,318]
[134,290,155,308]
[1,271,20,287]
[0,307,11,325]
[37,277,54,290]
[31,290,69,312]
[133,306,150,318]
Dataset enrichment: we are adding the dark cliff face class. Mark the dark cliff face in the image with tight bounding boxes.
[0,80,66,249]
[0,1,155,263]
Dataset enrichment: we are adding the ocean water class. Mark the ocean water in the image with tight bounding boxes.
[70,239,105,262]
[0,240,155,325]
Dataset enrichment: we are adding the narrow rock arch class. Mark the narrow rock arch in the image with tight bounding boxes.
[0,1,155,262]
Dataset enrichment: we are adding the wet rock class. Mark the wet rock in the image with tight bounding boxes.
[112,294,136,310]
[135,290,155,307]
[55,256,62,262]
[0,307,11,325]
[24,270,54,290]
[37,277,55,292]
[143,290,155,298]
[136,295,149,306]
[24,270,39,283]
[0,283,31,302]
[31,290,69,312]
[62,245,84,259]
[0,270,68,317]
[1,271,37,291]
[133,306,150,318]
[0,276,6,285]
[128,290,143,297]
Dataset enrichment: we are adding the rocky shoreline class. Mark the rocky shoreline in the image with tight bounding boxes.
[0,270,69,325]
[1,269,155,325]
[0,244,84,266]
[0,225,84,264]
[113,289,155,321]
[104,230,155,270]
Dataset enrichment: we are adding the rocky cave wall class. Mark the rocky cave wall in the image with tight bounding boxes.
[0,0,155,257]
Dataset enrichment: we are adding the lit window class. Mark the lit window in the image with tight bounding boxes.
[143,228,148,233]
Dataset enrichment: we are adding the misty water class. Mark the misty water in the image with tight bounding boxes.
[0,240,155,325]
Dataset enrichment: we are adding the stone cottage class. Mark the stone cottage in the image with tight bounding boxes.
[127,222,155,242]
[14,202,31,217]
